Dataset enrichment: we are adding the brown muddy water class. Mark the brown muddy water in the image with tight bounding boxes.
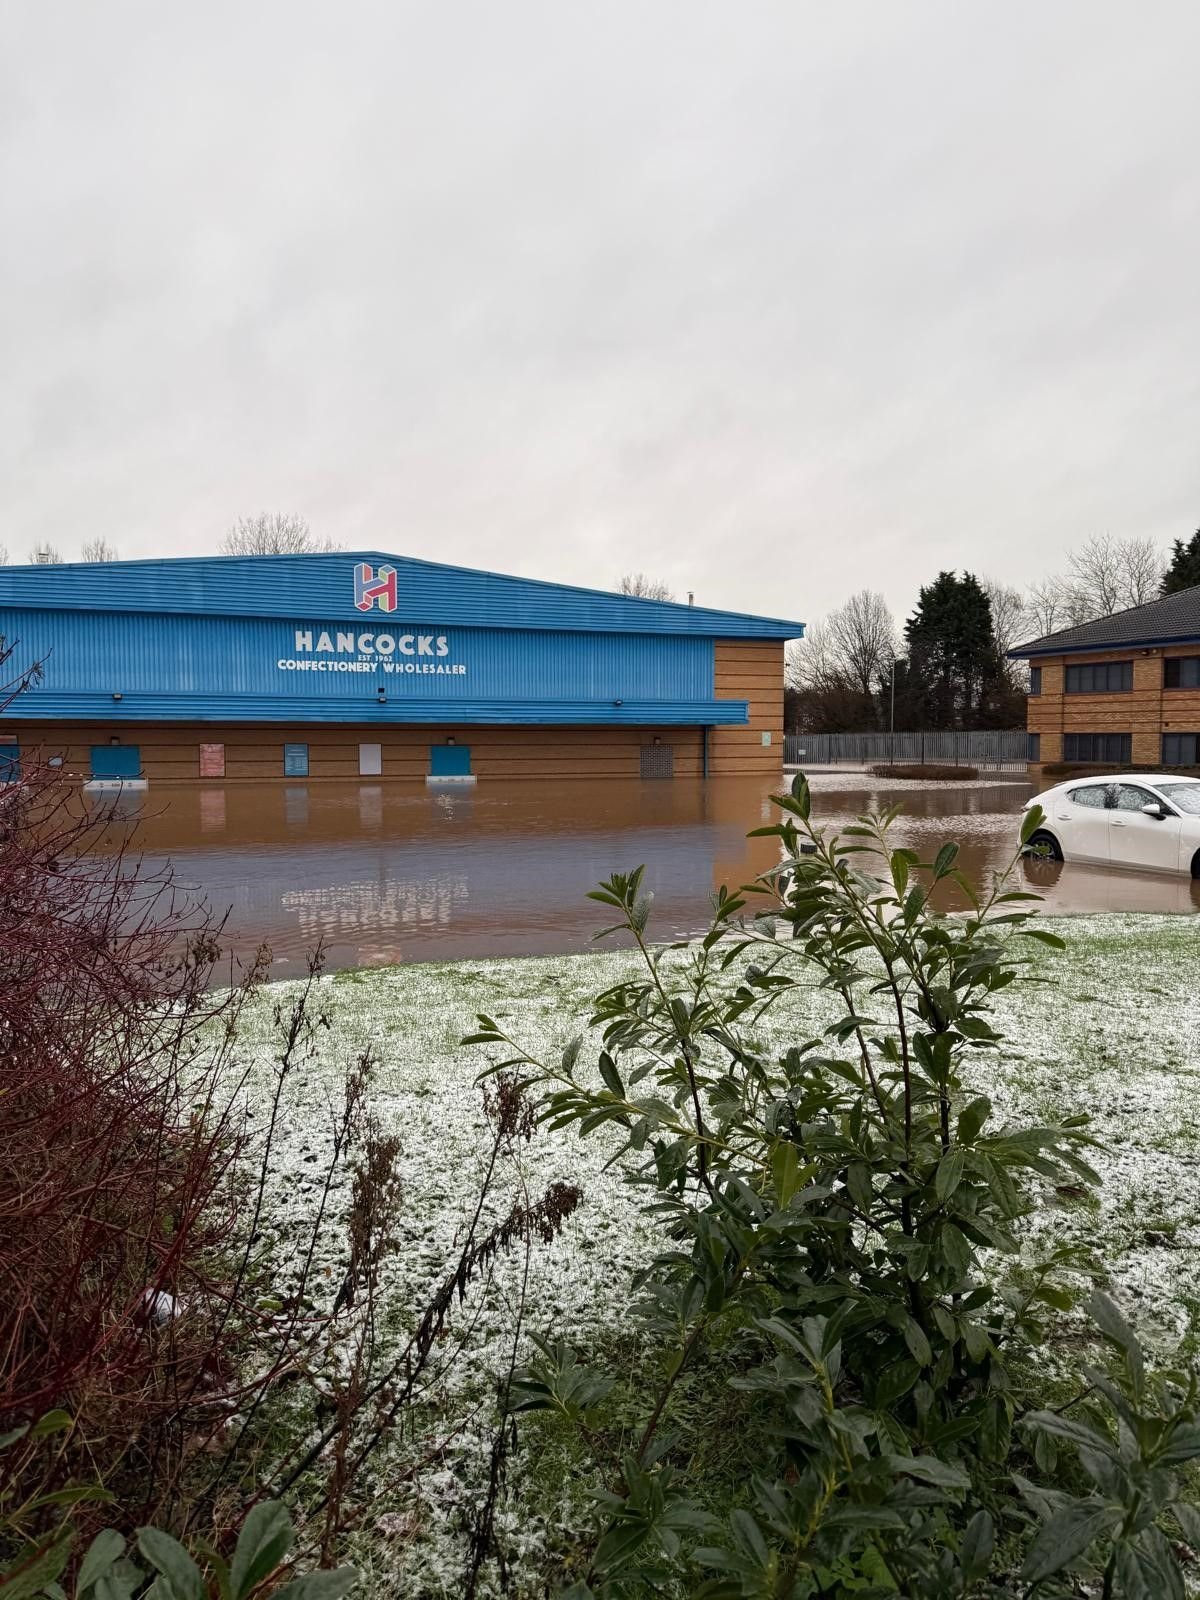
[98,772,1200,977]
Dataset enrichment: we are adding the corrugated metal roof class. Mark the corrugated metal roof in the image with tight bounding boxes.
[0,551,805,639]
[0,692,750,727]
[1011,583,1200,656]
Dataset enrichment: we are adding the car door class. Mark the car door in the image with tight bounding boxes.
[1108,783,1184,874]
[1054,784,1113,864]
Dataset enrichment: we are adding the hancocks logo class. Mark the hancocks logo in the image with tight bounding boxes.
[354,561,398,612]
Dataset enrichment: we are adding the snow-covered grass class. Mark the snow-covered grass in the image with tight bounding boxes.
[224,912,1200,1596]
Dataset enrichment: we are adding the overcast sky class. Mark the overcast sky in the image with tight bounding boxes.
[2,2,1198,627]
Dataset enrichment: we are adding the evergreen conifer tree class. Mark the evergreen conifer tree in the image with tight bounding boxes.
[1161,527,1200,595]
[903,571,1021,730]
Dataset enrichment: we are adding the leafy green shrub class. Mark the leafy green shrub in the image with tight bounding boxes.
[467,777,1189,1595]
[1,1467,356,1599]
[1019,1290,1200,1596]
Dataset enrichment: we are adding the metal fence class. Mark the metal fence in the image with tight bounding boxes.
[783,731,1029,770]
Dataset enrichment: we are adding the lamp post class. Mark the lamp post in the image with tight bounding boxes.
[889,658,896,765]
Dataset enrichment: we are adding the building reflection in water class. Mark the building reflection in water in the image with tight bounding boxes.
[93,774,1198,977]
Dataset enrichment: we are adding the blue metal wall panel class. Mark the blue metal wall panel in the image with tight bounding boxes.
[1,692,749,727]
[0,609,714,704]
[0,552,805,639]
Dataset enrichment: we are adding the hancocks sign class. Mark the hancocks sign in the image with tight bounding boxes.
[276,561,467,677]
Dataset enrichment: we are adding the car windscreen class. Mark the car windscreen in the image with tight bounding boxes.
[1157,783,1200,816]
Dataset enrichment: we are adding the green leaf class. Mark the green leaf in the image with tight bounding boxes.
[271,1569,359,1600]
[137,1527,205,1600]
[1023,1411,1115,1457]
[772,1142,800,1207]
[30,1410,73,1438]
[229,1502,294,1600]
[1160,1423,1200,1464]
[598,1053,624,1098]
[902,1317,932,1367]
[934,1148,966,1203]
[77,1530,126,1596]
[0,1423,31,1450]
[872,1361,920,1413]
[1017,928,1067,949]
[0,1540,73,1599]
[956,1096,991,1144]
[959,1509,994,1582]
[1019,1500,1118,1583]
[729,1509,770,1568]
[1020,804,1046,844]
[882,1454,970,1489]
[1172,1499,1200,1548]
[95,1567,140,1600]
[933,842,959,879]
[29,1487,115,1511]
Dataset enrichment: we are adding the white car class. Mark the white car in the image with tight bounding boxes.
[1023,773,1200,878]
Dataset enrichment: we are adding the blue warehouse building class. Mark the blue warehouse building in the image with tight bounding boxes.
[0,552,803,782]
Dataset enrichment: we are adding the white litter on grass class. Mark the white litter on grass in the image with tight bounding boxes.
[217,913,1200,1596]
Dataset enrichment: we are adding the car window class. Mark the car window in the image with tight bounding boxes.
[1067,786,1109,808]
[1158,783,1200,816]
[1113,784,1157,812]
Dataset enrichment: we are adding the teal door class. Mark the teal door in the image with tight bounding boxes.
[430,744,471,777]
[90,745,141,779]
[0,742,18,782]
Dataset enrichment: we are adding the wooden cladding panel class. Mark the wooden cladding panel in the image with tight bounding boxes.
[710,639,784,774]
[5,721,709,781]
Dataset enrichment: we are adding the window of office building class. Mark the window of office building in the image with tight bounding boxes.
[1062,732,1131,764]
[1064,661,1132,694]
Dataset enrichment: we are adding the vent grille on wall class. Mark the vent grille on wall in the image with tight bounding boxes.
[640,744,674,780]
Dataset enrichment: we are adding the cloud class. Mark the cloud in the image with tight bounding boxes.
[1,0,1198,626]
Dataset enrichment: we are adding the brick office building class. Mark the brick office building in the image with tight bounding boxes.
[1012,584,1200,768]
[0,551,803,783]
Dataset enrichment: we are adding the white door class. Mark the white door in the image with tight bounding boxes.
[1054,784,1112,864]
[359,742,382,776]
[1109,783,1184,874]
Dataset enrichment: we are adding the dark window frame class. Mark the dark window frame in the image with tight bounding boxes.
[1027,731,1041,762]
[1064,661,1133,695]
[1164,657,1200,690]
[1163,732,1200,767]
[1028,666,1042,696]
[1062,732,1132,765]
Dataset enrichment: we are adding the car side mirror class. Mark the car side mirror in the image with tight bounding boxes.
[1142,802,1167,820]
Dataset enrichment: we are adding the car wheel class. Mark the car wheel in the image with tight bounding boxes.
[1191,850,1200,881]
[1026,829,1063,862]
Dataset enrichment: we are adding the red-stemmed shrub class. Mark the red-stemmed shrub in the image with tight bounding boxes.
[0,647,260,1518]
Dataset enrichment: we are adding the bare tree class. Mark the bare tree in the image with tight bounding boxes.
[222,513,338,557]
[980,579,1028,659]
[825,590,898,699]
[618,572,674,601]
[0,546,8,566]
[1064,534,1162,619]
[29,544,63,564]
[1023,578,1070,639]
[786,593,898,731]
[80,538,119,562]
[982,578,1031,691]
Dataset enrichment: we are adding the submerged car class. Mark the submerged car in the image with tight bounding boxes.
[1023,774,1200,877]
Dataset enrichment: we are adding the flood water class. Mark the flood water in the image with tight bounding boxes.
[98,771,1200,976]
